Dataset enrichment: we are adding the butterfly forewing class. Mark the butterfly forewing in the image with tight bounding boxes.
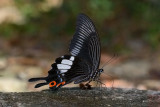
[69,14,101,75]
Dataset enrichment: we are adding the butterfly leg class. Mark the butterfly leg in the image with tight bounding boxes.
[79,80,92,90]
[96,78,106,87]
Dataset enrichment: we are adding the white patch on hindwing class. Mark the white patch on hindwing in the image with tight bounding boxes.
[70,56,75,61]
[61,59,73,65]
[56,56,75,74]
[60,69,68,73]
[57,64,71,69]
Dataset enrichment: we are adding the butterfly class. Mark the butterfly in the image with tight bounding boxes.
[28,13,104,91]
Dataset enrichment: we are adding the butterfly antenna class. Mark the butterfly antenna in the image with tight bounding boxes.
[100,53,118,69]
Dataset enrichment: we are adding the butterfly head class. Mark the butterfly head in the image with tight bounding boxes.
[98,69,103,73]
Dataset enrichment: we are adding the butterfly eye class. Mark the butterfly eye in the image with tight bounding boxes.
[99,69,103,72]
[49,81,57,87]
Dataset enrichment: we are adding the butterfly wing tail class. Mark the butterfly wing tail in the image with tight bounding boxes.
[28,77,47,82]
[35,82,48,88]
[29,77,49,88]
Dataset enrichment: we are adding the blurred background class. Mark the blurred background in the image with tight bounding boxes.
[0,0,160,92]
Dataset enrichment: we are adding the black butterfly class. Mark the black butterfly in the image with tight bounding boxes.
[29,13,103,90]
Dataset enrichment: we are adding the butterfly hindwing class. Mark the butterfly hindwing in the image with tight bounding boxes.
[62,56,90,83]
